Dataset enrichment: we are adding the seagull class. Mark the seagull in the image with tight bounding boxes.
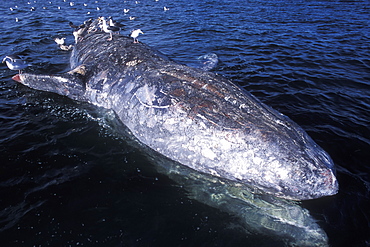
[69,20,90,42]
[54,37,73,51]
[54,37,66,45]
[69,21,85,29]
[59,44,73,51]
[70,21,85,42]
[2,55,30,74]
[99,17,119,41]
[130,29,144,43]
[108,16,124,33]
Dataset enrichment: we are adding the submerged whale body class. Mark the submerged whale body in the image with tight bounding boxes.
[13,18,338,200]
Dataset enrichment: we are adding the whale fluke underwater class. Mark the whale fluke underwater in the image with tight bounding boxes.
[12,18,338,200]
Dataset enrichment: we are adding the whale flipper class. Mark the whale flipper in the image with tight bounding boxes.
[13,64,88,100]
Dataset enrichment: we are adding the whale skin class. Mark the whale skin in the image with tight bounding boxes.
[13,18,338,200]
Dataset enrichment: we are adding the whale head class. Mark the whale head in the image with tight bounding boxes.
[231,113,339,201]
[271,144,338,200]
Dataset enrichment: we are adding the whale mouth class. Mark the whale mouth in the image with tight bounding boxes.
[285,168,338,200]
[315,168,339,197]
[12,74,21,82]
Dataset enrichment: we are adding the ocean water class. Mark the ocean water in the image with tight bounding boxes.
[0,0,369,246]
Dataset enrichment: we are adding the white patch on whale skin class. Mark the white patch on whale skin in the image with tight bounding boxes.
[125,59,143,66]
[134,84,170,109]
[201,147,217,160]
[164,117,177,125]
[124,81,136,94]
[217,139,232,150]
[135,84,156,105]
[55,76,70,83]
[253,157,263,166]
[208,169,221,177]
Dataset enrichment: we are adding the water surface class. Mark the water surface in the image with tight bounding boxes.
[0,0,369,246]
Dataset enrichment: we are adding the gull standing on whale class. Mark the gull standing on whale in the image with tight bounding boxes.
[108,16,124,33]
[99,17,120,41]
[130,29,144,43]
[2,55,30,74]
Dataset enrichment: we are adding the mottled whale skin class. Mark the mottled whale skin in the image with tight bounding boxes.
[13,19,338,200]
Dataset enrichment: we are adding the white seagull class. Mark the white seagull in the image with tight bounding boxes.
[54,37,73,51]
[2,55,31,74]
[130,29,144,43]
[54,37,66,45]
[99,17,119,41]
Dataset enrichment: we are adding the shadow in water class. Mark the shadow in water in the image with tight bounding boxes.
[103,110,329,247]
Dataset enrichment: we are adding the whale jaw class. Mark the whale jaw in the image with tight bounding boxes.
[12,74,21,82]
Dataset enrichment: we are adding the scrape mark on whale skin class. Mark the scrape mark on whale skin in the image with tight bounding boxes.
[134,84,171,109]
[125,59,143,67]
[161,68,227,99]
[86,69,110,106]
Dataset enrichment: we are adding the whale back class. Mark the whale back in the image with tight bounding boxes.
[14,18,338,200]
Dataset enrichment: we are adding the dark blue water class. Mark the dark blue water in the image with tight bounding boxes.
[1,0,369,246]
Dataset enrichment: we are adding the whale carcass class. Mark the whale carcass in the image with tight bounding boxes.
[12,18,338,200]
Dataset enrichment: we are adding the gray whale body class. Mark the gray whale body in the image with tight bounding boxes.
[13,18,338,200]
